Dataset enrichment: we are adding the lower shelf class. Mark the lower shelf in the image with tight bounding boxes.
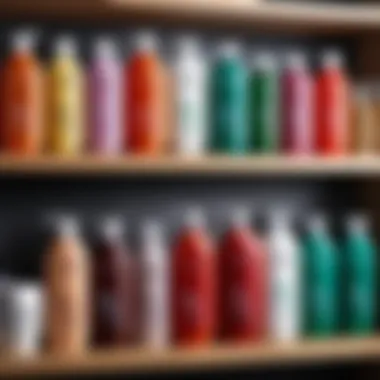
[1,337,380,377]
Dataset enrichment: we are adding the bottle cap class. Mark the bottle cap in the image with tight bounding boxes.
[134,31,158,52]
[99,216,124,241]
[285,51,307,70]
[322,50,344,69]
[346,214,369,233]
[184,208,205,229]
[231,207,251,227]
[217,40,241,59]
[269,209,292,228]
[11,30,37,53]
[307,213,328,233]
[141,219,163,247]
[176,35,200,55]
[94,37,117,60]
[53,215,80,236]
[55,36,77,56]
[252,52,277,71]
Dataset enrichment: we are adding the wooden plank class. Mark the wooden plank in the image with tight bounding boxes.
[1,337,380,377]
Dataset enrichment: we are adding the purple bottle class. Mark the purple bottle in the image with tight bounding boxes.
[281,53,314,154]
[89,38,123,154]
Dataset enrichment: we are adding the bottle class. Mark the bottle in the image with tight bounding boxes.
[343,214,376,335]
[267,211,301,341]
[302,215,340,337]
[93,217,136,346]
[141,220,169,348]
[126,31,168,154]
[281,52,314,154]
[47,36,85,155]
[2,30,44,154]
[44,215,90,353]
[316,51,350,155]
[171,209,217,345]
[211,42,248,154]
[89,38,123,155]
[250,53,279,153]
[174,36,207,156]
[219,209,268,342]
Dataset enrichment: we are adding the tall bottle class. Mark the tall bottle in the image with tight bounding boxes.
[302,215,340,337]
[250,53,279,153]
[2,30,44,154]
[93,217,137,346]
[89,38,123,155]
[267,211,301,341]
[281,52,314,154]
[47,36,85,155]
[44,215,90,354]
[211,42,248,154]
[141,221,169,348]
[126,31,168,154]
[343,215,376,335]
[174,37,207,155]
[172,209,217,345]
[219,209,268,342]
[316,51,350,155]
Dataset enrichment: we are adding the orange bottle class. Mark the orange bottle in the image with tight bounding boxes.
[2,31,44,154]
[316,51,350,155]
[126,32,168,154]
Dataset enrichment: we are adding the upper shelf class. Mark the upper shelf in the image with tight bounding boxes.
[2,0,380,34]
[0,156,380,177]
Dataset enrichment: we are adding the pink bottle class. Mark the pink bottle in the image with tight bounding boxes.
[281,52,314,154]
[88,38,123,154]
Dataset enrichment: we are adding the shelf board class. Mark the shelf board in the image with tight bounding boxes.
[1,337,380,377]
[1,0,380,34]
[0,155,380,177]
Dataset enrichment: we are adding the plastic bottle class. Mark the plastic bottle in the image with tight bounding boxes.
[250,53,279,153]
[281,52,314,154]
[302,215,340,337]
[89,38,123,155]
[267,211,301,341]
[126,31,168,154]
[47,36,85,155]
[141,220,169,348]
[174,36,207,155]
[2,30,44,154]
[219,209,268,342]
[316,51,350,155]
[171,209,217,345]
[343,214,376,335]
[211,42,248,154]
[44,215,90,354]
[93,217,136,346]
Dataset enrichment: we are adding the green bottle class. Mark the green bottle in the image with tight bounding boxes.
[343,215,376,335]
[211,42,247,154]
[303,215,340,337]
[249,54,278,153]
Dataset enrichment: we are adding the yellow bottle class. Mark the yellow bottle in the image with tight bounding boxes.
[47,37,85,154]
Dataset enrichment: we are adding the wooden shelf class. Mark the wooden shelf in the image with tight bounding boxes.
[1,0,380,34]
[0,155,380,177]
[1,337,380,377]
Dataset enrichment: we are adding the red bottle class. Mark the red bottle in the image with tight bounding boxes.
[219,209,268,342]
[93,217,141,346]
[316,51,350,155]
[171,209,217,346]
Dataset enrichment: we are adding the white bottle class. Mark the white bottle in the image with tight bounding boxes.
[175,36,207,155]
[267,211,301,342]
[141,220,169,348]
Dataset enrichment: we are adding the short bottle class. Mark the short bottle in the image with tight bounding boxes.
[44,215,90,354]
[219,209,268,342]
[171,209,217,345]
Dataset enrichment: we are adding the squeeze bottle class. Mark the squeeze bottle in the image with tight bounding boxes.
[89,38,123,155]
[2,30,44,154]
[219,209,268,342]
[171,209,217,345]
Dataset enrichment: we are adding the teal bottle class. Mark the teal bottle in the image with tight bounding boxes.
[303,216,340,337]
[249,54,279,153]
[211,42,247,154]
[343,215,376,335]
